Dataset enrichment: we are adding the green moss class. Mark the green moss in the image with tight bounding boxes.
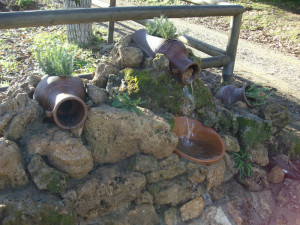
[43,170,68,194]
[121,68,184,114]
[237,114,272,149]
[291,135,300,160]
[147,184,160,196]
[40,210,75,225]
[188,78,215,110]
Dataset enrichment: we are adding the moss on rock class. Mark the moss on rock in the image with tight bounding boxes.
[108,67,215,116]
[236,111,272,149]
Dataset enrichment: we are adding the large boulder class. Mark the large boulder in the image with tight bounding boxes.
[236,110,272,149]
[63,165,146,221]
[0,137,28,190]
[147,176,203,206]
[145,154,185,183]
[0,190,75,225]
[27,127,93,179]
[84,104,178,163]
[0,93,39,140]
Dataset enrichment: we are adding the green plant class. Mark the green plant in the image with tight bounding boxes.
[37,43,75,76]
[110,92,143,115]
[232,150,253,180]
[146,15,186,40]
[245,83,273,106]
[17,0,35,7]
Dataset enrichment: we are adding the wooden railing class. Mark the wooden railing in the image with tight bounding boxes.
[0,1,244,83]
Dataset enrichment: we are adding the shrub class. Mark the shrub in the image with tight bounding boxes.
[146,15,186,40]
[245,83,273,106]
[110,92,143,115]
[37,44,75,76]
[232,150,253,181]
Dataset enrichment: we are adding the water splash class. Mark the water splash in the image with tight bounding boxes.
[179,116,195,147]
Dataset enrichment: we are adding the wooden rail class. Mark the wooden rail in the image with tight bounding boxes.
[0,2,244,84]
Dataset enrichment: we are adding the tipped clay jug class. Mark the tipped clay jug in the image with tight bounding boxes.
[34,75,88,129]
[131,29,200,85]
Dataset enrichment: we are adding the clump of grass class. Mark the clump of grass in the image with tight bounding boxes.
[17,0,35,8]
[245,83,273,106]
[146,15,186,40]
[37,43,75,76]
[110,92,143,115]
[232,150,253,181]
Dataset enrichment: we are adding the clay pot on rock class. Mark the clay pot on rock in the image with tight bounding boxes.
[215,84,252,107]
[34,75,88,129]
[131,29,200,85]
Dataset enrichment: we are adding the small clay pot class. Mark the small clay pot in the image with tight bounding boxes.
[173,117,225,164]
[33,75,88,129]
[131,29,200,85]
[215,84,252,107]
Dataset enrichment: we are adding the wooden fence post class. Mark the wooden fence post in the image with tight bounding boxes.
[222,12,242,83]
[107,0,116,44]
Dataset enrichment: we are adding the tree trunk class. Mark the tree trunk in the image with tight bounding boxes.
[64,0,93,47]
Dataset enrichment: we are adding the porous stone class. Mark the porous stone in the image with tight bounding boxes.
[27,127,93,179]
[267,166,284,184]
[127,204,160,225]
[92,62,119,88]
[193,206,233,225]
[264,104,289,133]
[226,197,255,225]
[197,105,218,128]
[277,178,300,212]
[148,176,203,206]
[251,190,275,223]
[179,197,204,221]
[239,167,270,191]
[151,53,169,71]
[86,84,108,105]
[134,191,153,205]
[0,92,39,140]
[185,162,205,183]
[236,110,272,148]
[64,165,146,221]
[6,74,41,97]
[84,105,178,163]
[129,154,159,174]
[199,159,226,190]
[209,185,224,201]
[145,154,185,183]
[27,155,68,194]
[110,35,144,69]
[0,193,75,225]
[222,134,240,152]
[164,208,180,225]
[216,106,238,135]
[245,143,269,166]
[222,153,238,182]
[0,137,28,190]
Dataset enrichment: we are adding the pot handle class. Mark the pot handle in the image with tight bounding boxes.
[45,110,53,118]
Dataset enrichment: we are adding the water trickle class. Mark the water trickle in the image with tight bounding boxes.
[183,85,195,105]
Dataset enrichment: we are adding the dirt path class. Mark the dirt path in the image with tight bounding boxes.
[93,0,300,131]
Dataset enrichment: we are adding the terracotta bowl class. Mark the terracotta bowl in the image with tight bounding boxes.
[173,117,225,164]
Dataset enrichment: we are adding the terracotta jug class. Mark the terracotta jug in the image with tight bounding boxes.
[131,29,200,85]
[215,84,252,107]
[33,75,88,129]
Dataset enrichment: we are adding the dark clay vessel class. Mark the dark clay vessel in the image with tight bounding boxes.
[215,84,252,107]
[33,75,88,129]
[131,29,200,85]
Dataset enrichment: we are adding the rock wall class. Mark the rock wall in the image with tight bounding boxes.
[0,35,299,225]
